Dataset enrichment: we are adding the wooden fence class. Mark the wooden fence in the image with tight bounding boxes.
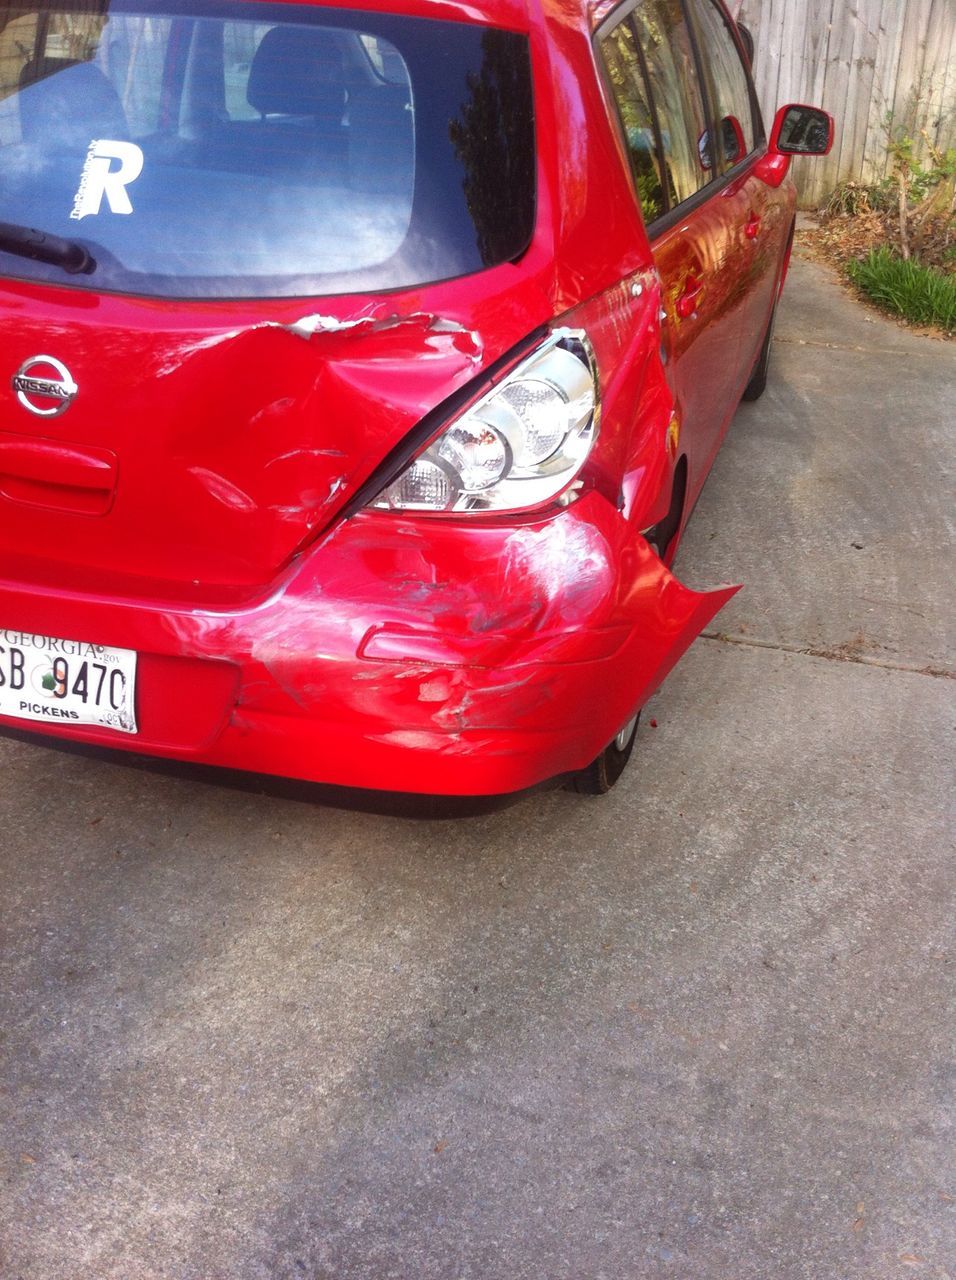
[732,0,956,206]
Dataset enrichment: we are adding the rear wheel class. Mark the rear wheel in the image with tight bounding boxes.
[568,711,640,795]
[645,456,687,565]
[741,297,777,402]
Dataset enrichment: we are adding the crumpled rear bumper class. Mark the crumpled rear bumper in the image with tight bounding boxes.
[0,493,737,795]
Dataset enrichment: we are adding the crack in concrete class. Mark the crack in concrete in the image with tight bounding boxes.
[699,630,955,679]
[774,335,947,357]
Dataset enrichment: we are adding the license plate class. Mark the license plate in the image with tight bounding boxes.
[0,628,137,734]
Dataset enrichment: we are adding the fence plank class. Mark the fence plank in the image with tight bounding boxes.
[861,0,906,185]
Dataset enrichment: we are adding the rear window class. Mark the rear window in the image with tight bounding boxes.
[0,2,535,298]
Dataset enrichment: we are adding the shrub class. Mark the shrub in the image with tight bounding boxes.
[846,248,956,332]
[821,181,891,218]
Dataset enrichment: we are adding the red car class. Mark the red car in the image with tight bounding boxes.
[0,0,831,798]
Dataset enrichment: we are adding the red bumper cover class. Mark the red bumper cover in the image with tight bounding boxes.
[0,494,736,795]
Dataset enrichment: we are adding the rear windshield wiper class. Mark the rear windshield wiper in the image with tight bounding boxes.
[0,221,95,275]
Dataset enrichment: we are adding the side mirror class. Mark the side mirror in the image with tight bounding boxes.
[696,117,744,172]
[754,102,835,187]
[771,104,834,156]
[697,128,714,172]
[720,115,745,165]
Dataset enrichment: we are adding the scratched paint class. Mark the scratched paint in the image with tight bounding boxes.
[153,311,483,378]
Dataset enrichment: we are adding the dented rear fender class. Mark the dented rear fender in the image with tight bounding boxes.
[205,496,739,787]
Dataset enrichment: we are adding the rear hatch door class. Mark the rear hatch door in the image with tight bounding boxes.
[0,0,538,600]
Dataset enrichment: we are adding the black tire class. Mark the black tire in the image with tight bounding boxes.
[741,296,777,402]
[645,456,687,565]
[567,712,640,795]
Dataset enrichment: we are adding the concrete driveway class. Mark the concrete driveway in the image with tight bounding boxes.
[1,248,953,1280]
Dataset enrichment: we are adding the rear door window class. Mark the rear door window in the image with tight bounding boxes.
[599,0,714,225]
[684,0,758,170]
[630,0,712,206]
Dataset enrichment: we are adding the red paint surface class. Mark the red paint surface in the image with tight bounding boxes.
[0,0,830,795]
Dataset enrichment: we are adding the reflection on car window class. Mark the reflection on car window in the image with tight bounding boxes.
[600,20,668,224]
[223,22,277,121]
[685,0,756,169]
[631,0,712,206]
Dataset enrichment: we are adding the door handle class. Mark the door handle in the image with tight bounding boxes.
[676,277,703,319]
[745,212,761,240]
[0,431,117,515]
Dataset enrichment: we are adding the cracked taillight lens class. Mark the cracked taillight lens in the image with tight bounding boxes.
[371,329,599,514]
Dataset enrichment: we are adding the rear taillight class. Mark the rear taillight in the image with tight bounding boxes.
[369,329,599,514]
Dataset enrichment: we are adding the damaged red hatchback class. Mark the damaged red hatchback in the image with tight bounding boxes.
[0,0,831,797]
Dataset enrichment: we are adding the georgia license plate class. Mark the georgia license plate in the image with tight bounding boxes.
[0,628,138,734]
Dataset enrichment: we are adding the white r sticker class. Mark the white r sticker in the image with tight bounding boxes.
[70,139,144,220]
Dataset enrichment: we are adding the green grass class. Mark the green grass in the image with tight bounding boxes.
[846,248,956,333]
